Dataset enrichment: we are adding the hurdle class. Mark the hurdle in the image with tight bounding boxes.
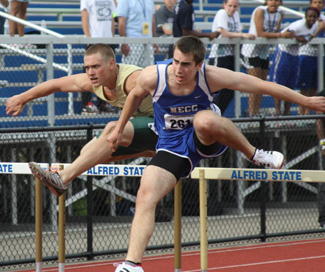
[34,163,153,272]
[190,167,325,272]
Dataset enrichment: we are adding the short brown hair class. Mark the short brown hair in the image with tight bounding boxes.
[85,44,116,62]
[173,36,206,65]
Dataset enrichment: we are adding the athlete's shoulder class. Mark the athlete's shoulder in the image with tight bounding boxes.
[139,65,159,91]
[141,65,158,80]
[72,73,93,91]
[119,63,143,73]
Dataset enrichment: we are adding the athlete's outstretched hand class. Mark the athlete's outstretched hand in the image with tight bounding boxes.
[306,96,325,112]
[6,95,26,116]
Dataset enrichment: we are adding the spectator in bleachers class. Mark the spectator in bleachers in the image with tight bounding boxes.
[80,0,119,114]
[241,0,294,117]
[9,0,30,39]
[171,0,220,66]
[155,0,176,57]
[0,0,8,34]
[269,7,319,115]
[172,0,220,40]
[297,0,325,115]
[208,0,255,115]
[116,0,158,68]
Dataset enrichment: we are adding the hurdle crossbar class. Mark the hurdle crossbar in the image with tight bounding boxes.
[191,167,325,271]
[51,163,146,177]
[191,167,325,182]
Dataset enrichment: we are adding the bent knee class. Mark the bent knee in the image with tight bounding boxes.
[193,110,223,133]
[102,121,118,136]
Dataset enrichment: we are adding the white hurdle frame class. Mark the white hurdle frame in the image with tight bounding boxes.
[191,167,325,272]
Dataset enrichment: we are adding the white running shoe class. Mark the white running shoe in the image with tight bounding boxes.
[252,149,284,169]
[114,262,144,272]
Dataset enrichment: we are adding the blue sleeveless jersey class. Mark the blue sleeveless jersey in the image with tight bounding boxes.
[153,59,227,177]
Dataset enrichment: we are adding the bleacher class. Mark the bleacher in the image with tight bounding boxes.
[24,0,309,34]
[0,0,312,127]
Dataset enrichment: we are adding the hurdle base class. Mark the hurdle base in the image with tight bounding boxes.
[59,262,65,272]
[174,269,181,272]
[36,262,42,272]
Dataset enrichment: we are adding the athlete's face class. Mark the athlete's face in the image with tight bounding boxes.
[224,0,239,17]
[172,48,202,85]
[84,53,113,87]
[266,0,282,13]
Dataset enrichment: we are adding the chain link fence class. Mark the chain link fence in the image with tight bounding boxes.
[0,37,325,269]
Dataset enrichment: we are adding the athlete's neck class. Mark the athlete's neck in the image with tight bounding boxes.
[106,65,119,92]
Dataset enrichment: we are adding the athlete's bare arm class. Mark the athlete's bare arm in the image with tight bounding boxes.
[6,74,92,116]
[206,65,325,112]
[107,66,157,151]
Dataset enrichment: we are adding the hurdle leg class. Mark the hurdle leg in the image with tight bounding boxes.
[35,177,42,272]
[174,179,182,272]
[199,169,208,272]
[58,192,66,272]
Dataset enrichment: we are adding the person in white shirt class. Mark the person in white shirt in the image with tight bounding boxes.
[297,0,325,115]
[269,7,320,115]
[208,0,255,114]
[241,0,294,117]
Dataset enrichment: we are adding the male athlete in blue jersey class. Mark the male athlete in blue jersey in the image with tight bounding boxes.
[109,36,325,272]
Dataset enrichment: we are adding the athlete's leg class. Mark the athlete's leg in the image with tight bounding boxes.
[80,137,97,155]
[29,120,135,196]
[125,165,177,263]
[30,117,157,195]
[193,110,256,159]
[79,120,131,155]
[82,137,154,162]
[193,110,284,168]
[58,120,138,186]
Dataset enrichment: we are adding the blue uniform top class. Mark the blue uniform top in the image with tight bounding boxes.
[152,59,227,177]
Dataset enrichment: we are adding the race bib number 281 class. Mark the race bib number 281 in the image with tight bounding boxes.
[164,114,193,130]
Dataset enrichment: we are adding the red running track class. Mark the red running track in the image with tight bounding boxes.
[18,238,325,272]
